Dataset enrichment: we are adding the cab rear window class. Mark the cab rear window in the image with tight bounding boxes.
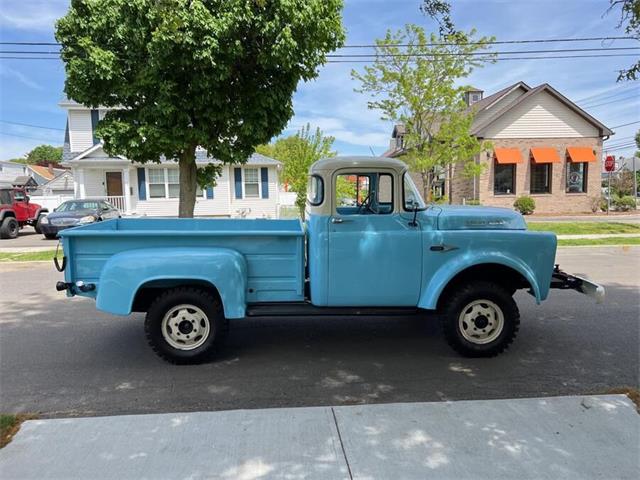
[307,175,324,206]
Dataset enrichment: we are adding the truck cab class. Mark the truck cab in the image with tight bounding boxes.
[57,156,603,364]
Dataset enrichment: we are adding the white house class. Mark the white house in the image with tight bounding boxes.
[0,161,29,185]
[61,99,282,217]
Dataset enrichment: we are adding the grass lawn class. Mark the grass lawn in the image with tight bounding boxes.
[528,222,640,235]
[1,414,35,448]
[558,237,640,247]
[0,251,57,262]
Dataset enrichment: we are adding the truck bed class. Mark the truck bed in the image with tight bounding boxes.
[59,218,305,303]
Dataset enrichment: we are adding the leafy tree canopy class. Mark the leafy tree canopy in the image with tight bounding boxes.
[352,24,494,202]
[56,0,345,216]
[10,145,62,165]
[256,124,335,218]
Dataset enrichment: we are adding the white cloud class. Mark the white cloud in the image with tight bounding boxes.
[0,65,42,90]
[0,1,67,32]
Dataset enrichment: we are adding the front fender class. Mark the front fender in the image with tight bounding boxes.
[96,247,247,318]
[418,253,542,310]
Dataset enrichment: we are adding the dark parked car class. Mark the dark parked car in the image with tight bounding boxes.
[40,200,120,239]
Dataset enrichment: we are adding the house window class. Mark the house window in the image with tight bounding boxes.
[167,169,180,198]
[148,169,166,198]
[531,163,552,194]
[494,163,515,195]
[566,162,588,193]
[147,168,184,199]
[244,168,259,198]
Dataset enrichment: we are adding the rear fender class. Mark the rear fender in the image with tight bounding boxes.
[419,254,542,310]
[97,247,247,318]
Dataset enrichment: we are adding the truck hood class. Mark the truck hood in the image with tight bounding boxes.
[435,205,526,231]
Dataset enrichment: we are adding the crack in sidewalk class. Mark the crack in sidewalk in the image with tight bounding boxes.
[331,407,354,480]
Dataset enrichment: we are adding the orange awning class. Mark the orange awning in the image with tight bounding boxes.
[566,146,596,163]
[530,147,561,164]
[494,148,523,164]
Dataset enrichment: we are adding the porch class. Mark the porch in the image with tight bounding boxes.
[73,166,135,215]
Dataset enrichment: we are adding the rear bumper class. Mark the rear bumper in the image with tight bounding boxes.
[550,266,605,303]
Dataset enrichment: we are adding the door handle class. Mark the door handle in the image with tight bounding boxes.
[331,217,348,224]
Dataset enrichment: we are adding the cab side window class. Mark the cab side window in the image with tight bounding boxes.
[335,173,393,215]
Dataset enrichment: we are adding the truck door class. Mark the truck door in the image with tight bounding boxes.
[327,170,422,306]
[11,190,30,222]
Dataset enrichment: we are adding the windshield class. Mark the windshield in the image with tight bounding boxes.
[403,173,426,210]
[56,201,99,212]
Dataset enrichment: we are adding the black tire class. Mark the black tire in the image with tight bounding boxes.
[34,215,44,234]
[144,286,228,365]
[0,217,19,239]
[441,281,519,358]
[44,233,58,240]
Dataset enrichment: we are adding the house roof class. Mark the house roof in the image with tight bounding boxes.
[64,143,281,167]
[470,82,613,137]
[13,176,38,187]
[385,81,613,152]
[27,165,66,181]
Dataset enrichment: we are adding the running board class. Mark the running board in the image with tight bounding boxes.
[246,302,420,317]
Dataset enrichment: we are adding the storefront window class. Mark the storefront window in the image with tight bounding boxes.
[494,163,515,195]
[531,163,552,194]
[566,162,587,193]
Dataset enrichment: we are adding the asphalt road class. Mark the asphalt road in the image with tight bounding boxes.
[0,247,638,418]
[0,226,58,250]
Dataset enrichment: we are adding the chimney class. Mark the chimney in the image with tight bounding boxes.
[465,88,484,106]
[48,163,54,175]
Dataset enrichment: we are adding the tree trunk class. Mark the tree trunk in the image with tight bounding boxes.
[178,146,198,218]
[421,170,431,203]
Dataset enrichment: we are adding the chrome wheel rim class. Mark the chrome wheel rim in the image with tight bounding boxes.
[161,304,210,351]
[458,299,504,345]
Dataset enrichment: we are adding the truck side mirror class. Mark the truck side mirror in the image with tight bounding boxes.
[409,203,418,227]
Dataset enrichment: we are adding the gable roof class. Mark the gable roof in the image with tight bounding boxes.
[471,83,613,137]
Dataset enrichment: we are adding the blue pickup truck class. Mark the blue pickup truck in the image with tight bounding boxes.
[56,156,603,364]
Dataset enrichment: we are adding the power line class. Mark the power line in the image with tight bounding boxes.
[0,120,64,131]
[576,85,636,103]
[610,120,640,129]
[578,88,639,106]
[326,53,640,63]
[0,131,59,142]
[581,94,639,109]
[1,35,636,48]
[326,47,640,58]
[0,51,60,54]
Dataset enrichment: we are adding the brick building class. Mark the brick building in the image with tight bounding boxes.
[384,82,613,214]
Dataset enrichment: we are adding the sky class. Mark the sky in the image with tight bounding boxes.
[0,0,638,161]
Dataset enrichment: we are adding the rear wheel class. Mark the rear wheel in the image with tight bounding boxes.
[144,287,228,364]
[0,217,19,239]
[441,281,519,357]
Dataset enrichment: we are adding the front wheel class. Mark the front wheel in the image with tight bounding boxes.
[144,287,228,364]
[0,217,19,239]
[441,281,519,357]
[34,215,45,234]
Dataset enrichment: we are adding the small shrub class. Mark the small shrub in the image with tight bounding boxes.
[465,199,481,206]
[599,196,610,212]
[432,195,449,204]
[513,196,535,215]
[613,195,636,212]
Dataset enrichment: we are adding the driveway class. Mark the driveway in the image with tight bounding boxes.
[0,247,638,418]
[0,226,57,250]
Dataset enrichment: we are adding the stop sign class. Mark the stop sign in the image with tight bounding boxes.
[605,155,615,172]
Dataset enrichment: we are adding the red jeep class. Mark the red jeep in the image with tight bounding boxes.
[0,186,48,239]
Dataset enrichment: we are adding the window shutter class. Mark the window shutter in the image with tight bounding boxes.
[234,168,242,199]
[90,109,100,145]
[260,168,269,199]
[137,168,146,200]
[206,186,214,199]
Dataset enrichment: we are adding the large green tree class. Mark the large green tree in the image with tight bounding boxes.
[257,124,335,218]
[56,0,345,217]
[10,145,63,165]
[352,24,494,202]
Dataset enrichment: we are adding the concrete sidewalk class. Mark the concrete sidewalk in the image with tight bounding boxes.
[1,395,638,480]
